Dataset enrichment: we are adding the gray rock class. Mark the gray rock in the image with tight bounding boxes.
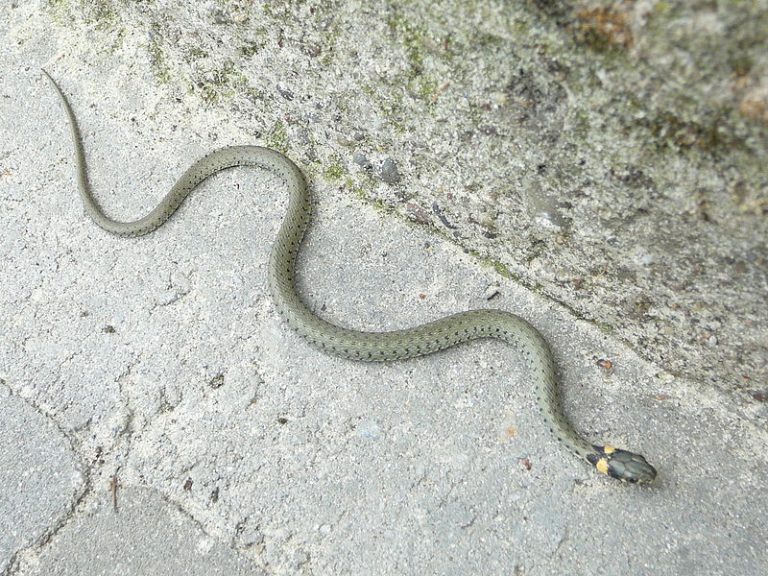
[380,157,401,184]
[352,150,371,170]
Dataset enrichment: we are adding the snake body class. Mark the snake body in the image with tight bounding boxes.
[43,70,656,483]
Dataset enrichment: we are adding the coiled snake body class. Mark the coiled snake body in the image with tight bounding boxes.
[43,70,656,483]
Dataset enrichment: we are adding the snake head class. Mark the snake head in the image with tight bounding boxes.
[587,445,656,484]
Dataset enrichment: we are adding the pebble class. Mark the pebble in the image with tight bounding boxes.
[353,150,372,170]
[380,158,401,184]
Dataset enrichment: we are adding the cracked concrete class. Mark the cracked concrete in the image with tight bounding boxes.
[0,384,84,574]
[2,1,767,575]
[16,488,262,576]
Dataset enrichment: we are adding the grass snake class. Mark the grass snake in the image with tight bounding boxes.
[43,70,656,484]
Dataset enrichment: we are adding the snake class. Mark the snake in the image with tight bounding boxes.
[42,69,656,484]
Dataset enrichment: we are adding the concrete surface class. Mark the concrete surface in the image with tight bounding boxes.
[1,1,767,575]
[0,386,83,573]
[17,488,263,576]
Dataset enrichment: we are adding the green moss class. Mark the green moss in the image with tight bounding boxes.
[482,258,512,279]
[475,32,504,48]
[351,185,369,202]
[194,60,248,104]
[188,46,208,60]
[199,85,219,104]
[323,161,345,181]
[572,109,591,138]
[79,0,119,30]
[46,0,73,26]
[403,36,426,75]
[147,33,171,84]
[386,7,444,108]
[366,84,407,132]
[596,321,616,335]
[454,247,514,281]
[47,0,118,30]
[372,198,387,211]
[265,120,289,153]
[316,18,341,67]
[512,18,530,34]
[243,88,267,110]
[410,74,439,103]
[240,39,266,57]
[344,177,369,201]
[728,53,754,77]
[577,30,621,55]
[387,11,428,76]
[360,83,375,97]
[341,176,395,214]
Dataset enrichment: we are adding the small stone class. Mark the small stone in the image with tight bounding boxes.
[209,374,225,389]
[406,202,430,224]
[380,158,401,184]
[353,150,371,170]
[277,85,294,101]
[597,358,614,370]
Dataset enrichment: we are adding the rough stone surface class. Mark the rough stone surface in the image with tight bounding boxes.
[8,0,766,399]
[1,2,767,576]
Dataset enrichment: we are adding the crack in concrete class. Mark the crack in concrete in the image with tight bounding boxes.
[1,379,90,576]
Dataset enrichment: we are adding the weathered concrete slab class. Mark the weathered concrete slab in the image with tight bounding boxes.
[2,1,767,575]
[16,488,264,576]
[0,384,84,573]
[10,0,763,402]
